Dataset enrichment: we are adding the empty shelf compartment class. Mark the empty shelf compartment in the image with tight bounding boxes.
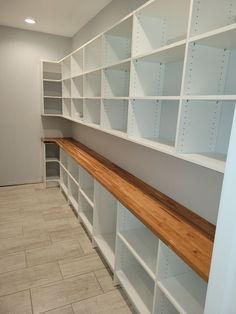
[60,165,68,194]
[68,156,79,183]
[63,98,71,118]
[79,192,93,235]
[46,162,59,181]
[43,61,61,80]
[68,177,79,212]
[61,57,71,80]
[84,36,102,71]
[84,99,101,125]
[62,79,71,98]
[71,76,83,98]
[71,49,83,77]
[101,99,128,133]
[154,288,179,314]
[132,0,189,56]
[43,97,62,115]
[130,45,185,97]
[84,70,101,97]
[60,149,68,168]
[103,62,130,97]
[116,239,155,314]
[72,99,84,121]
[94,181,118,269]
[117,203,158,279]
[157,241,207,314]
[43,81,62,97]
[45,143,60,161]
[177,100,235,162]
[79,166,94,205]
[128,99,179,148]
[103,16,132,66]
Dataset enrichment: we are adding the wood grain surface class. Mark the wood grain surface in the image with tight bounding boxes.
[43,137,215,282]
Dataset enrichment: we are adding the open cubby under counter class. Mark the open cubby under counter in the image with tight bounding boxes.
[78,192,93,235]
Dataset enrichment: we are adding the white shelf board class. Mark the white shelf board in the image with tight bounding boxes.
[46,158,59,162]
[42,114,62,117]
[158,272,207,314]
[182,95,236,100]
[60,183,68,195]
[79,211,93,236]
[68,172,80,187]
[116,269,153,314]
[46,176,59,182]
[189,23,236,49]
[132,40,187,61]
[43,79,62,82]
[94,233,116,270]
[44,96,62,99]
[104,58,132,70]
[69,195,78,212]
[118,229,157,280]
[80,188,94,207]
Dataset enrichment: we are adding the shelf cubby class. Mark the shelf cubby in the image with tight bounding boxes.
[42,61,61,80]
[101,99,128,133]
[43,97,62,115]
[45,143,59,161]
[71,76,83,98]
[115,239,155,314]
[94,181,118,270]
[84,36,102,71]
[185,30,236,96]
[71,49,83,77]
[84,99,101,125]
[177,100,235,163]
[46,161,60,181]
[132,0,189,56]
[128,99,179,148]
[79,166,94,206]
[71,99,84,121]
[78,192,93,235]
[61,56,71,80]
[190,0,236,37]
[154,288,179,314]
[68,177,79,213]
[157,241,207,314]
[103,62,130,97]
[62,79,71,98]
[103,16,132,66]
[60,148,68,169]
[60,165,68,195]
[43,81,62,97]
[84,70,101,97]
[130,45,185,97]
[62,98,71,118]
[117,203,158,280]
[68,156,79,183]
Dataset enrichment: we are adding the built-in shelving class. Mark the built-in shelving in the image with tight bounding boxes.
[68,156,79,184]
[79,167,94,206]
[68,177,79,212]
[78,192,93,235]
[45,143,60,161]
[60,165,68,195]
[41,0,236,173]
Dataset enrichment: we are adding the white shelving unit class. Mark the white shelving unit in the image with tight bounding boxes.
[60,165,68,195]
[68,177,79,213]
[41,0,236,173]
[44,143,60,187]
[60,148,68,169]
[94,181,118,270]
[78,192,94,235]
[45,143,60,162]
[68,156,79,184]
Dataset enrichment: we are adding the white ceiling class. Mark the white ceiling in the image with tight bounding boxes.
[0,0,112,37]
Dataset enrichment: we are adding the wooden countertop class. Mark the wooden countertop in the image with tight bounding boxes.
[43,137,215,282]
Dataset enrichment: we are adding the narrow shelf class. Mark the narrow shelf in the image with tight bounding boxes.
[94,233,116,270]
[44,96,62,99]
[43,80,62,98]
[46,175,59,181]
[79,193,93,235]
[42,61,61,80]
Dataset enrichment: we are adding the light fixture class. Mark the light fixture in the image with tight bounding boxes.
[25,18,36,24]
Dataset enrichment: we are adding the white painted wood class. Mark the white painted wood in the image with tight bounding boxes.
[71,99,84,121]
[84,70,101,97]
[43,61,62,80]
[84,99,101,125]
[68,156,79,183]
[60,165,68,195]
[61,56,71,80]
[79,166,94,204]
[62,79,71,98]
[68,176,79,212]
[44,98,62,115]
[84,36,103,71]
[62,98,71,118]
[71,49,83,77]
[204,102,236,314]
[45,143,60,161]
[78,192,94,235]
[71,76,83,98]
[154,287,179,314]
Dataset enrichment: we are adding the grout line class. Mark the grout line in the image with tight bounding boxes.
[29,288,34,314]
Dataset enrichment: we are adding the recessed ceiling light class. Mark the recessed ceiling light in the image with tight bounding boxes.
[25,18,36,24]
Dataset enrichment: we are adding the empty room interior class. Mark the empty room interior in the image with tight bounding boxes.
[0,0,236,313]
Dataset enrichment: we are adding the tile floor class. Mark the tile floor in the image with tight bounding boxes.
[0,184,135,314]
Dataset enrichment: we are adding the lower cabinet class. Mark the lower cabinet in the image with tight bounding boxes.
[45,146,208,314]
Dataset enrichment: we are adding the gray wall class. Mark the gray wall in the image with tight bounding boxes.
[72,0,149,49]
[0,26,72,186]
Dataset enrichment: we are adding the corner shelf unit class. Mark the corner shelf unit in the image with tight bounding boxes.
[41,0,236,173]
[44,143,60,187]
[42,138,215,314]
